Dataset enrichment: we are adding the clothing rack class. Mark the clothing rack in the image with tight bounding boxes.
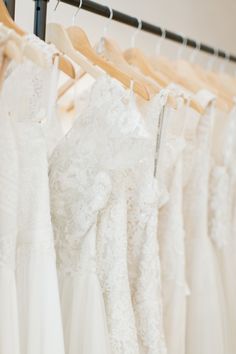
[33,0,236,63]
[4,0,15,19]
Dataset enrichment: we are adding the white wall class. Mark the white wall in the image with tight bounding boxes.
[15,0,236,70]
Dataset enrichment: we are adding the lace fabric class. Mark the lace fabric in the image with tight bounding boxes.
[125,91,177,354]
[0,35,65,354]
[49,74,154,354]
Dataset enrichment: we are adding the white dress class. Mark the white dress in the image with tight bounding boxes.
[49,74,147,354]
[95,77,150,354]
[209,105,236,354]
[0,49,20,354]
[126,91,170,354]
[1,35,65,354]
[183,91,227,354]
[157,100,188,354]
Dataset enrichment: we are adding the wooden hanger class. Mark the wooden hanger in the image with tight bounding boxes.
[0,0,75,77]
[0,23,49,68]
[123,28,203,113]
[59,2,159,102]
[151,55,178,81]
[150,28,179,81]
[0,31,21,89]
[124,47,170,87]
[219,72,236,96]
[47,23,104,78]
[58,35,161,101]
[97,37,161,95]
[58,34,161,101]
[149,57,205,113]
[185,44,233,110]
[0,24,22,61]
[191,62,233,111]
[0,0,25,35]
[65,25,151,100]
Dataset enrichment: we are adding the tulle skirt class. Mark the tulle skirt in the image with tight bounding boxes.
[185,236,228,354]
[58,271,111,354]
[0,268,20,354]
[16,246,65,354]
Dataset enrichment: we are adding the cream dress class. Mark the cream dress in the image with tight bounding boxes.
[183,91,227,354]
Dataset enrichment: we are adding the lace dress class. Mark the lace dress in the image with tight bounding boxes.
[125,91,172,354]
[183,90,227,354]
[0,47,20,354]
[49,74,150,354]
[1,35,65,354]
[209,105,236,354]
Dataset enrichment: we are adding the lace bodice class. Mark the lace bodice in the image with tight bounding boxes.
[0,34,59,269]
[126,91,179,354]
[49,74,151,354]
[3,34,58,124]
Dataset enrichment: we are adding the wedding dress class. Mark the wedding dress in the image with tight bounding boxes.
[157,96,189,354]
[125,91,170,354]
[0,46,20,354]
[209,105,236,354]
[0,35,65,354]
[183,90,227,354]
[49,74,153,354]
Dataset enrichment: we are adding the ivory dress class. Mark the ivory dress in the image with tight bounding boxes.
[0,49,20,354]
[183,91,227,354]
[157,98,188,354]
[209,105,236,354]
[1,35,65,354]
[49,74,150,354]
[126,91,169,354]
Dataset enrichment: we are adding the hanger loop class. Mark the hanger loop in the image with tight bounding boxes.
[103,5,113,38]
[131,17,142,48]
[177,34,188,60]
[72,0,83,25]
[189,41,200,63]
[155,27,166,56]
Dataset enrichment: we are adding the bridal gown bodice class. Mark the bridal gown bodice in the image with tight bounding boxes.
[125,91,170,354]
[49,74,151,354]
[0,35,65,354]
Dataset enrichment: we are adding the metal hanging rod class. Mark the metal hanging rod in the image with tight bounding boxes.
[4,0,15,19]
[33,0,236,63]
[34,0,49,40]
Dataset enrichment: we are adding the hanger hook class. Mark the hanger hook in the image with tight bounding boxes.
[207,47,218,71]
[177,33,188,60]
[72,0,83,25]
[189,41,201,63]
[155,27,166,56]
[131,17,142,48]
[103,5,113,38]
[54,0,61,12]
